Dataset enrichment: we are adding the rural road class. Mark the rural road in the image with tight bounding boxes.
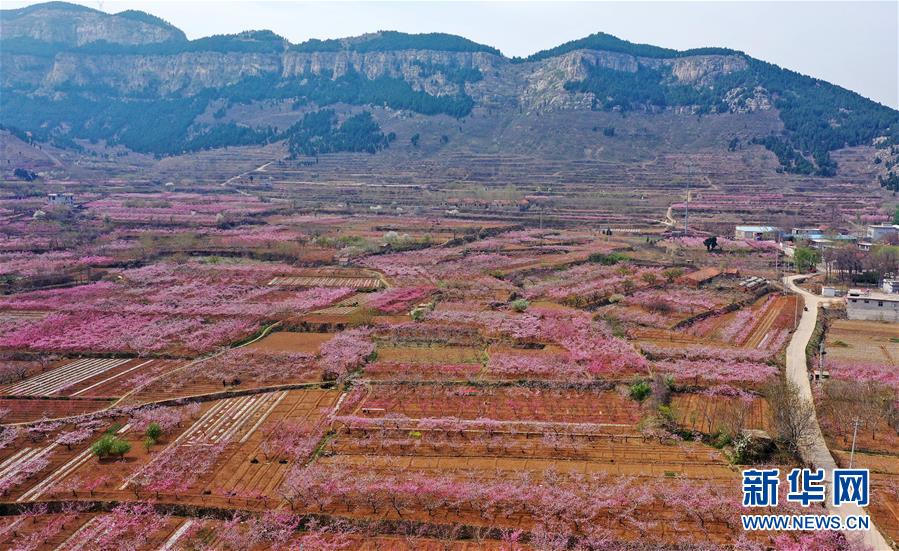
[783,274,892,549]
[221,160,275,195]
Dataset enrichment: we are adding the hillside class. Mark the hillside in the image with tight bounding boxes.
[1,1,898,184]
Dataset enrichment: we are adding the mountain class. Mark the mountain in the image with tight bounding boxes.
[2,1,898,182]
[1,1,186,46]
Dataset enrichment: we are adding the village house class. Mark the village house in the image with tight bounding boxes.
[846,289,899,322]
[792,227,824,238]
[866,224,899,242]
[734,225,780,241]
[47,192,75,206]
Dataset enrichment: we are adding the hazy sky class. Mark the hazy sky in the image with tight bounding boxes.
[7,1,899,108]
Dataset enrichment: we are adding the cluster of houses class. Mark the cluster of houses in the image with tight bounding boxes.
[733,224,899,323]
[822,278,898,323]
[734,224,899,251]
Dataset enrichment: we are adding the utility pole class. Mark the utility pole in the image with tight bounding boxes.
[849,417,861,468]
[817,341,825,384]
[683,178,691,236]
[774,250,779,282]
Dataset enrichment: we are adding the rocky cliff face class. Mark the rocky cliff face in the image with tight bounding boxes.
[41,52,282,95]
[515,49,751,113]
[1,3,755,110]
[4,43,754,114]
[281,50,502,98]
[9,49,505,99]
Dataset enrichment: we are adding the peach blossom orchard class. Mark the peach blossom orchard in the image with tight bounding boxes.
[0,187,893,550]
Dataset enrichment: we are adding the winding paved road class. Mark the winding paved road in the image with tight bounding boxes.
[783,274,891,549]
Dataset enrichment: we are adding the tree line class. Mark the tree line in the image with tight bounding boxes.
[563,56,899,176]
[0,67,472,156]
[285,110,391,157]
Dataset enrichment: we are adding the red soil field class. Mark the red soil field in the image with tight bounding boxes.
[0,398,113,423]
[350,386,643,425]
[246,331,334,354]
[671,393,772,434]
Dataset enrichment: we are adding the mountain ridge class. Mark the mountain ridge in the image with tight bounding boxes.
[1,1,897,185]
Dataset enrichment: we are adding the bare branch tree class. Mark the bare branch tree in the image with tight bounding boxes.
[765,378,817,455]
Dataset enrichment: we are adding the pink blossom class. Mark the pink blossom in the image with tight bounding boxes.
[827,359,899,392]
[318,328,375,379]
[654,358,777,386]
[366,286,435,313]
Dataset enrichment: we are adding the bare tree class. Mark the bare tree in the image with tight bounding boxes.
[765,378,818,455]
[648,373,672,411]
[831,246,863,282]
[863,247,899,286]
[718,399,753,439]
[0,361,29,384]
[819,379,895,445]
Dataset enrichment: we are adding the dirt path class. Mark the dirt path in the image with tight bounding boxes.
[743,296,787,349]
[784,274,891,550]
[221,160,276,196]
[662,204,677,228]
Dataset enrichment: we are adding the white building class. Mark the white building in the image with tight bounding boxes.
[735,225,780,241]
[883,279,899,294]
[846,289,899,322]
[47,193,75,206]
[866,224,899,242]
[792,227,824,238]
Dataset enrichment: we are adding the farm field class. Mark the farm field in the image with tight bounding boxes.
[814,314,899,545]
[1,358,185,399]
[4,5,899,544]
[0,397,114,424]
[0,181,891,548]
[246,331,335,353]
[825,319,899,366]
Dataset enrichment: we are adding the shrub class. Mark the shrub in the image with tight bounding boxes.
[510,299,529,312]
[629,380,652,401]
[145,422,162,442]
[711,431,732,449]
[730,434,750,463]
[662,268,684,283]
[644,298,674,313]
[657,404,675,422]
[588,252,628,265]
[728,433,775,464]
[92,435,131,460]
[91,435,114,458]
[109,438,131,460]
